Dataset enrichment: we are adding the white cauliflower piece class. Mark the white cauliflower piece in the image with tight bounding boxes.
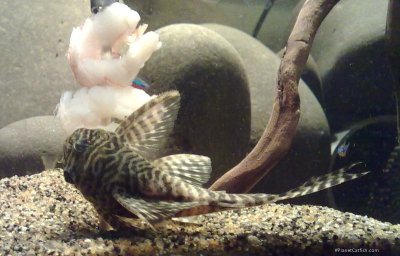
[57,86,153,134]
[67,2,161,87]
[57,3,160,135]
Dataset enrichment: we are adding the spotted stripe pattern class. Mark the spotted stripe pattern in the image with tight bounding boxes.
[115,91,180,160]
[385,144,400,172]
[63,127,158,229]
[136,161,369,213]
[153,154,211,186]
[174,163,370,218]
[63,127,369,228]
[269,162,369,202]
[62,91,370,230]
[63,128,145,198]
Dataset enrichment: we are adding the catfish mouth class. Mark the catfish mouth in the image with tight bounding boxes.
[64,170,74,184]
[62,147,75,185]
[62,157,75,184]
[63,163,81,185]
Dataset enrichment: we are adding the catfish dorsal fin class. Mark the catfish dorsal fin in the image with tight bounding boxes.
[153,154,212,187]
[115,91,180,160]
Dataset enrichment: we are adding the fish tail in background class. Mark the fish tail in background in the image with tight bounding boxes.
[180,162,369,210]
[383,144,400,220]
[173,163,369,219]
[199,162,369,209]
[385,144,400,172]
[243,162,370,205]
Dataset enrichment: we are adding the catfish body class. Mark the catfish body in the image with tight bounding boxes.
[62,91,368,230]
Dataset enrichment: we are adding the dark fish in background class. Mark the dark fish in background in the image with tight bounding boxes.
[62,91,369,230]
[385,144,400,172]
[383,144,400,219]
[131,77,151,91]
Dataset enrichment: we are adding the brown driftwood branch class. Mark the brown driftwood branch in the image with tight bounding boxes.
[209,0,340,193]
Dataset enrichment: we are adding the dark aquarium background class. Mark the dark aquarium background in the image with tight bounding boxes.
[0,0,399,255]
[0,0,398,222]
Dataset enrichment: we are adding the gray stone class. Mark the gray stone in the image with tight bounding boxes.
[311,0,393,132]
[256,0,305,52]
[126,0,305,54]
[0,116,66,178]
[0,0,90,128]
[139,24,251,184]
[125,0,264,35]
[202,24,331,204]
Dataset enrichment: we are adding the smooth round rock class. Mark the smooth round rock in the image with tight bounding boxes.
[311,0,392,132]
[256,0,305,52]
[139,24,251,184]
[127,0,305,54]
[125,0,264,34]
[0,0,90,128]
[202,24,331,204]
[0,116,66,178]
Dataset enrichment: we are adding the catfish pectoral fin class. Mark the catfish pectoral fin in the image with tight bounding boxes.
[112,190,202,227]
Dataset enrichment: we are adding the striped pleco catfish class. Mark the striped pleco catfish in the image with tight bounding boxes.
[62,91,369,230]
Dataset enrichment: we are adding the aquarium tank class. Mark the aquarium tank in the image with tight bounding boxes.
[0,0,399,255]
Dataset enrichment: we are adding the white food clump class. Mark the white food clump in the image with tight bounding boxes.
[68,2,161,87]
[57,3,160,135]
[57,86,153,133]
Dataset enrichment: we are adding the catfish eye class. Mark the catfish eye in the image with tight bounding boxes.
[73,141,90,152]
